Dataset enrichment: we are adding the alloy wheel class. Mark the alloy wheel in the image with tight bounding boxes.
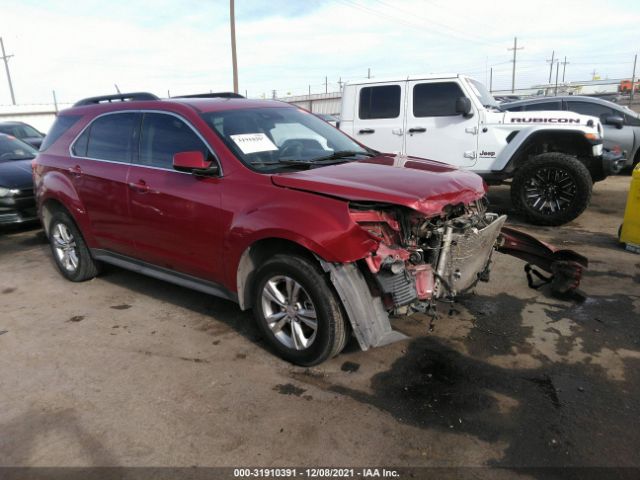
[261,275,318,350]
[524,167,577,215]
[52,223,79,272]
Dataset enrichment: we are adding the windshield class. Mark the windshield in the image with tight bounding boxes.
[0,123,42,138]
[466,78,501,110]
[200,107,370,172]
[0,134,38,161]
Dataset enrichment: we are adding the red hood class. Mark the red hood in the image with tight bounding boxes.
[271,154,486,217]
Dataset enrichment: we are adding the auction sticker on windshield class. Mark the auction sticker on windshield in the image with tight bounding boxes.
[230,133,279,154]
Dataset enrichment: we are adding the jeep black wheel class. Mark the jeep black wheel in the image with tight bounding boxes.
[48,210,100,282]
[511,153,592,226]
[253,254,348,366]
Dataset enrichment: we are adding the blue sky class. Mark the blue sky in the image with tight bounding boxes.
[0,0,638,104]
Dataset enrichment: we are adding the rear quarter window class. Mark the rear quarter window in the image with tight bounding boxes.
[40,115,81,151]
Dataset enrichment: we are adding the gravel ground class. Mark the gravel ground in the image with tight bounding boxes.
[0,175,638,476]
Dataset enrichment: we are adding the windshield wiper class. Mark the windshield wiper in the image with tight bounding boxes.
[309,150,376,163]
[254,151,376,170]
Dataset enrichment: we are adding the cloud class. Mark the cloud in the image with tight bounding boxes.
[0,0,637,104]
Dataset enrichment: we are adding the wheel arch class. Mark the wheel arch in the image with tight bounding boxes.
[500,129,597,175]
[236,237,326,311]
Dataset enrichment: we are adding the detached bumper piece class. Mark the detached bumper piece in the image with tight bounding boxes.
[497,226,588,294]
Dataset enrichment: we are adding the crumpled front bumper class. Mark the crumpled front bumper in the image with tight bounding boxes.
[320,217,588,351]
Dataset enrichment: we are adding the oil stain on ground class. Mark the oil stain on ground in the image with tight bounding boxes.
[273,384,306,396]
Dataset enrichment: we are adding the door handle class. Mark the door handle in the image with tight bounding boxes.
[128,179,150,193]
[408,127,426,134]
[67,165,82,176]
[358,128,375,134]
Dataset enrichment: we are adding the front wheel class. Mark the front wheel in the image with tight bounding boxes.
[253,254,348,366]
[511,153,593,226]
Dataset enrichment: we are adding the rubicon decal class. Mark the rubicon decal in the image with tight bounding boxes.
[510,117,581,124]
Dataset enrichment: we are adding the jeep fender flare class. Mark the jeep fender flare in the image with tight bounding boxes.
[491,127,598,174]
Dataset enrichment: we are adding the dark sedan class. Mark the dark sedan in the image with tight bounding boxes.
[0,121,45,149]
[0,133,38,225]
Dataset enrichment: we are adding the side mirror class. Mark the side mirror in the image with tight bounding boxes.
[603,114,624,129]
[455,97,473,117]
[173,151,219,176]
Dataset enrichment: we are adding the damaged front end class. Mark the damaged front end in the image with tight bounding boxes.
[319,199,587,351]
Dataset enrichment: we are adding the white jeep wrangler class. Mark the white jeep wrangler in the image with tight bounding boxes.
[339,74,623,225]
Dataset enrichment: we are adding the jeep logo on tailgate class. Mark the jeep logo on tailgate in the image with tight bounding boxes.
[510,118,581,124]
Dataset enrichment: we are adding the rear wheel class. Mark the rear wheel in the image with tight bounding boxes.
[253,254,348,366]
[511,153,592,226]
[48,210,100,282]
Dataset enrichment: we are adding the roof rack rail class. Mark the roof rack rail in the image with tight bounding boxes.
[73,92,160,107]
[173,92,245,99]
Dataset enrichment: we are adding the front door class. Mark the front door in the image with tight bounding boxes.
[405,80,479,167]
[126,112,226,282]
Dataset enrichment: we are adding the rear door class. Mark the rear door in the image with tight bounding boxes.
[70,112,139,255]
[126,112,226,282]
[352,82,406,154]
[405,80,479,167]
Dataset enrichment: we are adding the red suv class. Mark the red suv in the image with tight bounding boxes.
[34,92,586,365]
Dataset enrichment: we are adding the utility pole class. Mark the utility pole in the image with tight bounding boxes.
[546,50,555,84]
[508,37,523,94]
[630,53,637,105]
[230,0,239,94]
[324,76,328,93]
[272,89,276,99]
[554,60,560,96]
[338,77,343,91]
[0,37,16,105]
[308,84,311,95]
[367,68,371,79]
[52,90,58,112]
[489,67,493,93]
[561,56,569,83]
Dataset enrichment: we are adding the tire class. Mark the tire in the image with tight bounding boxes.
[511,153,593,226]
[48,209,100,282]
[253,254,348,366]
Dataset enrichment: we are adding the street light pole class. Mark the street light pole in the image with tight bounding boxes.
[230,0,239,94]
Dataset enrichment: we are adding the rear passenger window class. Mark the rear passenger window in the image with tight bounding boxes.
[139,113,209,170]
[86,113,139,163]
[359,85,401,119]
[413,82,465,117]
